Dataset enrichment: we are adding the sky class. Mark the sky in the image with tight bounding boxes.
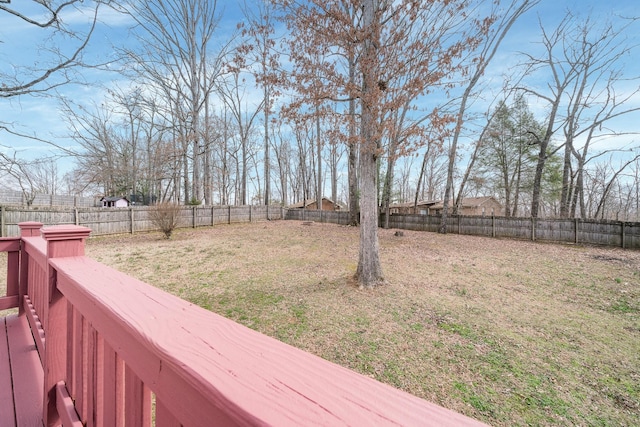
[1,0,639,179]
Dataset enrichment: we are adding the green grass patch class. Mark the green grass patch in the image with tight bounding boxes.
[438,321,477,340]
[608,298,638,313]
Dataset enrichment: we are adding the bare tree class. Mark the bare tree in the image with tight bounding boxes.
[112,0,229,205]
[0,0,103,99]
[240,2,282,206]
[560,17,640,218]
[439,0,538,232]
[593,154,640,220]
[1,1,106,195]
[521,12,640,218]
[60,87,175,202]
[414,143,447,209]
[60,98,122,196]
[272,127,293,205]
[216,71,263,205]
[0,153,61,206]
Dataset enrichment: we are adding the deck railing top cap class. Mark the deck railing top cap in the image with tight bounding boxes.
[41,225,92,241]
[18,221,44,229]
[18,221,44,237]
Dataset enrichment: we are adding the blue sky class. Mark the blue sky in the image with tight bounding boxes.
[1,0,639,175]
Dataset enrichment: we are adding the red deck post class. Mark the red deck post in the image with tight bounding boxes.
[40,225,92,427]
[19,221,43,238]
[18,222,43,315]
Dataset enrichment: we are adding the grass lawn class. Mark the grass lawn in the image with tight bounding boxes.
[77,220,640,425]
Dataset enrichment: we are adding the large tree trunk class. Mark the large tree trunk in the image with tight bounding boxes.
[355,0,383,288]
[356,148,383,288]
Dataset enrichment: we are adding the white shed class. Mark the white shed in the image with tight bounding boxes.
[100,196,130,208]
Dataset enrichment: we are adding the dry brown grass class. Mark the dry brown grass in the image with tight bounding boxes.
[60,221,640,424]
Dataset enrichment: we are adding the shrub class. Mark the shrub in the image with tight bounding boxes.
[149,202,181,239]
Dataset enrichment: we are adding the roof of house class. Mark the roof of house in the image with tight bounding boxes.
[389,200,439,209]
[288,197,339,209]
[430,196,501,210]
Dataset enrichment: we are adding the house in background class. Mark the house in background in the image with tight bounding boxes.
[389,200,439,215]
[100,196,130,208]
[289,197,342,211]
[429,196,502,216]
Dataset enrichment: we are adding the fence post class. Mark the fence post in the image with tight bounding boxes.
[249,205,252,223]
[193,207,197,228]
[531,217,536,241]
[211,206,215,227]
[130,207,135,234]
[228,205,231,224]
[1,205,4,237]
[492,214,496,238]
[41,225,92,426]
[575,218,579,244]
[621,221,626,249]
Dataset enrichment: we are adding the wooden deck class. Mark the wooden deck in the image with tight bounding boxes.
[0,314,43,427]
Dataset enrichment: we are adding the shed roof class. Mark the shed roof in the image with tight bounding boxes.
[100,196,130,202]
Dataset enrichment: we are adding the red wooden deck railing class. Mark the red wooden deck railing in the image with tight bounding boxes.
[0,222,488,426]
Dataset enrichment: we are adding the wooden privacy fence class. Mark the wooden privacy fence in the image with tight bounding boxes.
[0,190,97,208]
[284,208,353,225]
[0,205,285,237]
[385,213,640,249]
[0,223,486,426]
[285,210,640,249]
[4,205,638,249]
